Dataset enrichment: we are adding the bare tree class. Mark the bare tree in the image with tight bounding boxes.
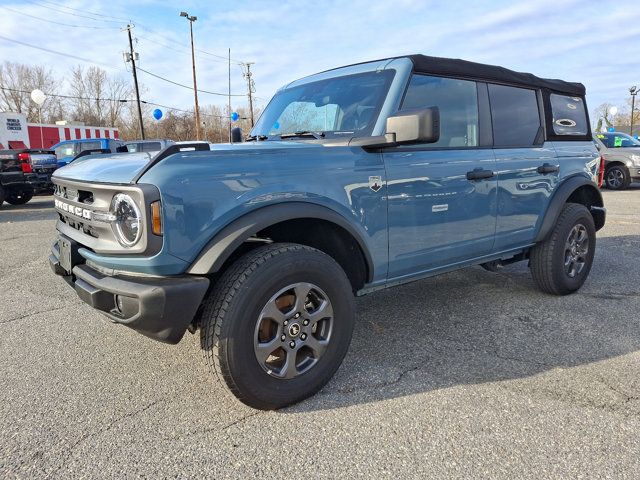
[0,61,61,122]
[68,65,135,127]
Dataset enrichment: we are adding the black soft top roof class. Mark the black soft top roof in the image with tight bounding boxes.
[407,55,585,96]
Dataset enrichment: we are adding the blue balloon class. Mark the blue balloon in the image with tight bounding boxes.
[230,111,239,121]
[152,108,163,120]
[608,127,615,132]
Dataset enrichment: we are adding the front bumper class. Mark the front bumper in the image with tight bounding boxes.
[49,242,210,344]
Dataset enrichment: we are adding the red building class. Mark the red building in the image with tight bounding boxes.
[0,112,119,150]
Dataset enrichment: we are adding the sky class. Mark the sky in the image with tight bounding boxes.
[0,0,639,123]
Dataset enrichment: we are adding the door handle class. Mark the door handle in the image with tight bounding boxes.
[537,163,559,174]
[466,168,495,181]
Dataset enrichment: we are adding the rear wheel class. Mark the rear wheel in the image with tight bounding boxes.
[0,185,5,207]
[5,190,33,205]
[530,203,596,295]
[200,243,355,410]
[605,165,631,190]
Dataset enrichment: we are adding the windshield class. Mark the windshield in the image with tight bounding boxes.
[596,132,640,148]
[252,70,395,139]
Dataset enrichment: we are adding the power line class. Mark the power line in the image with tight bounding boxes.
[134,33,229,65]
[135,66,245,97]
[32,0,131,22]
[1,5,122,30]
[135,24,245,63]
[141,100,245,120]
[0,34,123,72]
[0,86,244,120]
[26,0,125,24]
[1,85,126,102]
[25,0,248,64]
[0,35,268,104]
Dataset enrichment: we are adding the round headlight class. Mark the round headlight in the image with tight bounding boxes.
[111,193,142,247]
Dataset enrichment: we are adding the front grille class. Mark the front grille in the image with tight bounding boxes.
[52,177,160,256]
[54,184,94,204]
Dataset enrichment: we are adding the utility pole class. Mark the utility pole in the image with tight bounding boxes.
[228,48,231,142]
[180,11,201,141]
[630,86,638,137]
[242,62,256,127]
[125,25,145,139]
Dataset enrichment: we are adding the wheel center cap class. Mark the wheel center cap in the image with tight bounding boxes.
[288,323,301,337]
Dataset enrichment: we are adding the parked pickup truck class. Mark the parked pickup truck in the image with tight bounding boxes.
[49,54,605,409]
[0,148,57,207]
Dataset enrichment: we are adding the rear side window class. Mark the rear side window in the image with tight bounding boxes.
[141,142,162,152]
[401,75,478,148]
[81,141,102,151]
[550,94,588,135]
[488,84,541,147]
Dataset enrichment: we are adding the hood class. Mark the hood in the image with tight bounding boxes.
[53,152,154,184]
[604,146,640,158]
[51,141,328,184]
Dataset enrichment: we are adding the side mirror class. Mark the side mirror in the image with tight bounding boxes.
[349,106,440,149]
[231,127,243,143]
[386,106,440,145]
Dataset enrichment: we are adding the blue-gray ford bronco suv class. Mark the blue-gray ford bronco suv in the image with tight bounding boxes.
[50,55,605,409]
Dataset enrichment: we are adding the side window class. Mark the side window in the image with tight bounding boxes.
[550,94,588,135]
[488,84,541,147]
[141,142,162,152]
[401,75,478,148]
[81,141,102,151]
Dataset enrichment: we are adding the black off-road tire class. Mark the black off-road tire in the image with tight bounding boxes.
[530,203,596,295]
[5,191,33,205]
[200,243,356,410]
[605,165,631,190]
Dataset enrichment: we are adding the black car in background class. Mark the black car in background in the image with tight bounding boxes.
[0,148,57,207]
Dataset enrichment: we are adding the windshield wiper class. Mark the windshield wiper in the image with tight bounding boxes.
[245,134,268,142]
[278,131,326,140]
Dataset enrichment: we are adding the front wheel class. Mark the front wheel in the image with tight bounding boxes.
[200,243,355,410]
[530,203,596,295]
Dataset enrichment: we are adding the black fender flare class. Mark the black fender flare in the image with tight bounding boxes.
[534,175,605,243]
[187,202,374,280]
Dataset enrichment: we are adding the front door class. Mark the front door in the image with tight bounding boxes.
[384,74,497,280]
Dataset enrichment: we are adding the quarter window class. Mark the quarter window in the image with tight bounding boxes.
[550,94,588,135]
[401,75,478,148]
[488,84,541,147]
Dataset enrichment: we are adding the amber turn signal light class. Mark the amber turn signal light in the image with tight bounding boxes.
[151,201,163,235]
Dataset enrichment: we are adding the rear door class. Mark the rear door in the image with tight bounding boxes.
[489,84,558,250]
[384,74,497,279]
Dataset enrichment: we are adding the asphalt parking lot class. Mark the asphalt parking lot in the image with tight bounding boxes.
[1,188,639,479]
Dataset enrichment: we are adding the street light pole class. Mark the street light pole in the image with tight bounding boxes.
[630,86,638,137]
[180,11,201,141]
